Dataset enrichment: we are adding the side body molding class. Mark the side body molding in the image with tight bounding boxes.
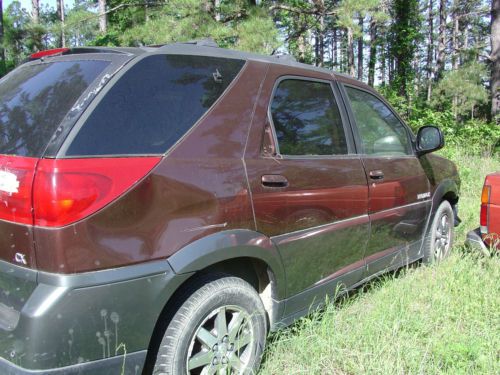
[167,229,287,299]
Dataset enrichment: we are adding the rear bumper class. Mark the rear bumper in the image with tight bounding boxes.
[0,350,146,374]
[0,259,191,373]
[465,227,488,252]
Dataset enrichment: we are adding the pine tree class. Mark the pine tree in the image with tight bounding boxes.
[491,0,499,121]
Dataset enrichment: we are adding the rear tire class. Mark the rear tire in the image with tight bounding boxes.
[153,274,267,375]
[423,200,454,264]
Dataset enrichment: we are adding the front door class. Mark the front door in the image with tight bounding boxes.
[341,85,431,276]
[245,67,370,303]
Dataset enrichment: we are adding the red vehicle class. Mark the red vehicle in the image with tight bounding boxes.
[467,172,500,250]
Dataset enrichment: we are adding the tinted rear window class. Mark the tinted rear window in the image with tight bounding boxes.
[65,54,245,156]
[0,60,110,157]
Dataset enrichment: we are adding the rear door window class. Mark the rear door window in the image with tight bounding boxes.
[0,60,110,157]
[64,55,245,156]
[270,79,348,156]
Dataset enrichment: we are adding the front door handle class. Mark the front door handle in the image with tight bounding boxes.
[261,174,288,188]
[369,170,385,180]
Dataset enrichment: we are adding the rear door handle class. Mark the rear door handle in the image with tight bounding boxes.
[369,170,384,180]
[261,174,288,188]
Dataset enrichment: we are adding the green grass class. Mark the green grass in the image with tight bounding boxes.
[259,147,500,375]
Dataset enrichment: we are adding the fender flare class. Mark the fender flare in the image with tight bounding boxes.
[167,229,286,299]
[431,179,460,226]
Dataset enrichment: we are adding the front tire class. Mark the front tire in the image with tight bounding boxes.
[423,200,454,264]
[153,274,267,375]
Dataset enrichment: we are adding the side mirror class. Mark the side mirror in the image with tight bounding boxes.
[416,125,444,155]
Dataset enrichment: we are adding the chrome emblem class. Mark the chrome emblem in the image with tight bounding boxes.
[14,252,27,265]
[417,192,431,200]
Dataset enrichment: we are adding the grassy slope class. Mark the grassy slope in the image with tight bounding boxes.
[259,148,500,375]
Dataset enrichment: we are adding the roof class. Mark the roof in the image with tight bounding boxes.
[154,41,368,89]
[31,41,366,89]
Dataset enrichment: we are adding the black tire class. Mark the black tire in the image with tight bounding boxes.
[423,200,454,264]
[153,274,267,375]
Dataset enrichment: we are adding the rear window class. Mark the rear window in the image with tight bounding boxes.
[64,54,245,156]
[0,60,110,157]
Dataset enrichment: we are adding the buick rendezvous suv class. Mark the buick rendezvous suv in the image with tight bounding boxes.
[0,41,460,374]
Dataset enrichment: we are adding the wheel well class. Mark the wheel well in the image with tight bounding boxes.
[143,257,277,373]
[442,191,459,206]
[442,191,460,225]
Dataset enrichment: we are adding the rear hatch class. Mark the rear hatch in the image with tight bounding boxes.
[0,50,132,269]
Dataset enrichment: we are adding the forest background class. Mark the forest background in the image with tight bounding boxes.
[0,0,499,154]
[0,2,499,373]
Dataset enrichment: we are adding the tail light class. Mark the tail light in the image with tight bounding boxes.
[480,185,491,234]
[33,157,161,227]
[0,156,38,225]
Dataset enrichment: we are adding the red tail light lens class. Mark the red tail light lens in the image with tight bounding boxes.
[0,156,37,225]
[480,185,490,234]
[480,204,489,234]
[480,204,488,227]
[33,157,161,227]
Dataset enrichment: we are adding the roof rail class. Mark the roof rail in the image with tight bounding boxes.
[272,54,297,63]
[179,39,219,48]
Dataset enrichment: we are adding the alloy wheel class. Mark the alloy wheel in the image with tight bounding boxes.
[434,212,451,261]
[186,305,255,375]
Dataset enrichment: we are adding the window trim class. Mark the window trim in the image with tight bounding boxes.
[266,75,355,160]
[339,83,416,158]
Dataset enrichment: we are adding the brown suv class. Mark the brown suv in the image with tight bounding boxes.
[0,41,460,374]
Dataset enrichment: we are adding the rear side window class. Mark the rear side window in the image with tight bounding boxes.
[270,79,348,156]
[65,55,245,156]
[345,87,412,155]
[0,60,110,157]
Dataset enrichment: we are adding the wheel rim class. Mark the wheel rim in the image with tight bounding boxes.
[186,305,255,375]
[434,212,451,261]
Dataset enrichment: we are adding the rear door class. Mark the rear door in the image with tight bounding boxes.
[340,84,431,276]
[245,65,369,300]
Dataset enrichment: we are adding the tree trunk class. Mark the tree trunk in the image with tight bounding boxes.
[451,2,460,70]
[214,0,221,22]
[297,33,307,63]
[347,27,355,77]
[492,0,500,121]
[426,0,434,102]
[333,28,338,69]
[57,0,65,48]
[435,0,446,80]
[368,18,377,87]
[31,0,39,24]
[379,28,387,86]
[0,0,5,76]
[318,13,324,67]
[315,33,319,66]
[314,0,325,67]
[98,0,107,33]
[357,15,363,80]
